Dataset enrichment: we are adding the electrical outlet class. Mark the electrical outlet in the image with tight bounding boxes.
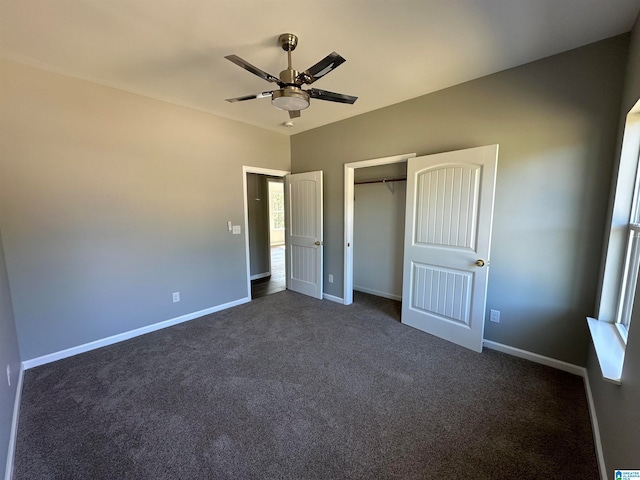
[6,364,10,386]
[490,309,500,323]
[328,274,334,283]
[232,225,241,235]
[173,292,180,303]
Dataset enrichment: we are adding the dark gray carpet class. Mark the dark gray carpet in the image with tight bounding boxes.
[14,291,598,479]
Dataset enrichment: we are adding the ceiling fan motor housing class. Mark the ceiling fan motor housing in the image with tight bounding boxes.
[279,67,298,85]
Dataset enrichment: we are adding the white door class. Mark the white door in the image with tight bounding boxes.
[401,145,498,352]
[285,171,323,299]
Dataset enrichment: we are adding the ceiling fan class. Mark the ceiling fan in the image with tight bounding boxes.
[225,33,357,119]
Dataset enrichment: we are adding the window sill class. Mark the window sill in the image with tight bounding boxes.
[587,317,625,385]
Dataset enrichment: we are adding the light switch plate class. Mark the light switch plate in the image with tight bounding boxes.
[232,225,241,235]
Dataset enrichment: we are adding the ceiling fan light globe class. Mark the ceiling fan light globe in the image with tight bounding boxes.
[272,88,310,111]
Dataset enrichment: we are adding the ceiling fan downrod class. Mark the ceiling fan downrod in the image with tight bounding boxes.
[278,33,299,85]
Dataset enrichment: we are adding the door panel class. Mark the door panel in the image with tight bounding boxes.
[414,165,480,249]
[401,145,498,352]
[286,171,323,299]
[411,263,472,325]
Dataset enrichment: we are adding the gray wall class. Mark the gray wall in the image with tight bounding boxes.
[247,173,271,277]
[353,180,405,300]
[291,35,628,366]
[0,229,20,480]
[587,14,640,474]
[0,58,290,361]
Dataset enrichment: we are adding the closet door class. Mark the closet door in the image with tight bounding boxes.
[401,145,498,352]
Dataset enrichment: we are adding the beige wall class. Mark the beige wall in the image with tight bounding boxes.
[291,35,628,366]
[0,58,290,360]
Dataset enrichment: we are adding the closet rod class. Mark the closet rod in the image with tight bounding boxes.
[354,177,407,185]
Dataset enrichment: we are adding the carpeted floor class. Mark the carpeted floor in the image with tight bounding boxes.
[13,291,598,479]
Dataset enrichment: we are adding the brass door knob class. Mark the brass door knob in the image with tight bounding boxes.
[314,241,322,246]
[475,259,485,267]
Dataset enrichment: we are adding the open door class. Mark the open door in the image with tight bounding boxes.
[285,171,323,299]
[401,145,498,352]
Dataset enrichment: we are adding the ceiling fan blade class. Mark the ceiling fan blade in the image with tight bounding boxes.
[225,91,273,102]
[297,52,346,84]
[289,110,301,119]
[308,88,357,104]
[225,55,281,84]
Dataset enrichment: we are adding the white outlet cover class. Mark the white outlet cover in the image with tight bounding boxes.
[173,292,180,303]
[232,225,241,235]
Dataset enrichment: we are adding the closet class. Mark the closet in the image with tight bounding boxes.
[353,162,407,301]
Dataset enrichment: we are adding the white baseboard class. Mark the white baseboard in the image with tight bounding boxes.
[353,286,402,301]
[483,339,606,479]
[250,272,270,281]
[22,297,251,370]
[582,371,607,480]
[323,293,344,304]
[482,340,585,376]
[5,364,24,480]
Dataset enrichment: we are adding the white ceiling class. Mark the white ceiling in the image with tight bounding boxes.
[1,0,639,135]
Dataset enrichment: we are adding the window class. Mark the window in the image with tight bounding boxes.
[269,181,285,231]
[591,101,640,383]
[615,207,640,341]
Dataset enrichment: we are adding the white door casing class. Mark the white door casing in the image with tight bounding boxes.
[286,171,323,299]
[343,153,417,305]
[242,166,289,300]
[401,145,498,352]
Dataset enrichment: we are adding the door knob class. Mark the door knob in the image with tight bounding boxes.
[475,259,485,267]
[314,241,322,246]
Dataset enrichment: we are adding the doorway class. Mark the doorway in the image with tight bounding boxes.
[352,163,407,302]
[251,179,286,298]
[343,153,417,305]
[242,166,289,300]
[243,166,325,302]
[344,147,498,353]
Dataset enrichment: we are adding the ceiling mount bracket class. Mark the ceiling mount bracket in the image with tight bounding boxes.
[278,33,298,52]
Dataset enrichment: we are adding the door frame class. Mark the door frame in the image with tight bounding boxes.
[242,166,290,300]
[343,153,416,305]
